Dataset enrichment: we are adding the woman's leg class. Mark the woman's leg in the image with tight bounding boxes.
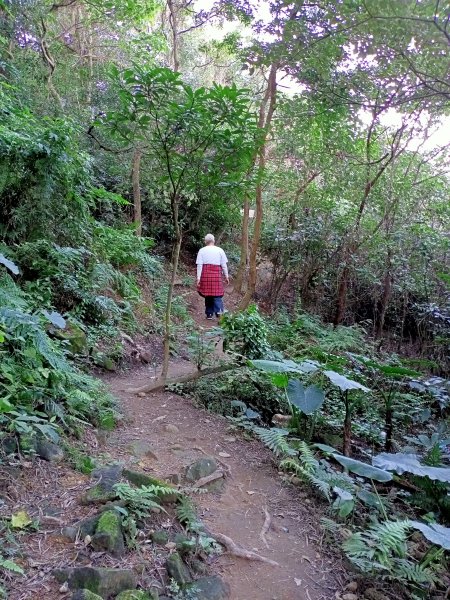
[213,296,224,316]
[204,296,214,318]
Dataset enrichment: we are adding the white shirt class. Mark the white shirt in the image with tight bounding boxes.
[196,245,228,279]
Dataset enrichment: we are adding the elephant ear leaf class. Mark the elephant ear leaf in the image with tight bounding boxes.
[410,521,450,550]
[43,310,66,329]
[323,370,370,392]
[373,452,450,483]
[287,381,325,415]
[334,455,392,482]
[0,254,19,275]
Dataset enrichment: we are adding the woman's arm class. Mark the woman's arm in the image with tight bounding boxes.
[196,250,203,284]
[220,250,229,283]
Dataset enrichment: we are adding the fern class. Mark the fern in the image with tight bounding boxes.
[343,520,435,587]
[114,482,178,519]
[176,496,203,532]
[253,427,296,457]
[393,559,436,585]
[298,441,319,472]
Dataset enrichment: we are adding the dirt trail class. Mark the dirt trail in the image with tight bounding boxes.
[103,286,342,600]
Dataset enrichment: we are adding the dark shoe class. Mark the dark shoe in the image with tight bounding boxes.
[206,315,213,320]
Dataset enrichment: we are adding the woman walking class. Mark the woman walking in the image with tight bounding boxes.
[196,234,229,320]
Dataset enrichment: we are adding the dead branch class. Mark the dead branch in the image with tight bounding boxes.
[126,363,242,394]
[193,470,224,489]
[209,531,280,566]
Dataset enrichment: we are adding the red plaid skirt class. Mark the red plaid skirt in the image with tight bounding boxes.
[197,264,224,297]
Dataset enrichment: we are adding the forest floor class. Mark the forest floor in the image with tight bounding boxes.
[0,286,348,600]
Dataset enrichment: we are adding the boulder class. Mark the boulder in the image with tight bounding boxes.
[56,325,88,355]
[150,530,169,545]
[54,567,136,598]
[91,510,125,556]
[164,424,179,434]
[128,441,158,460]
[61,526,78,542]
[364,589,390,600]
[165,552,192,585]
[35,439,64,462]
[184,576,230,599]
[81,464,123,505]
[185,458,218,483]
[174,533,195,556]
[72,591,103,600]
[184,457,223,491]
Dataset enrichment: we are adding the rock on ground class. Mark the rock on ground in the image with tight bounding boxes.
[54,567,137,598]
[165,552,192,585]
[91,510,125,556]
[184,576,231,599]
[35,439,64,462]
[81,464,123,505]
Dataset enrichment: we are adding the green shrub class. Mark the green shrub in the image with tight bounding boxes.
[221,305,270,359]
[186,368,288,423]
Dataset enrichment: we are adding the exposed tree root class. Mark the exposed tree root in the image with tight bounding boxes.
[260,506,271,549]
[210,531,279,567]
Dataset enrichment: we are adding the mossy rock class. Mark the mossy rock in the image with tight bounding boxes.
[165,552,192,585]
[54,567,136,598]
[92,351,116,372]
[174,533,195,556]
[150,530,169,545]
[92,510,125,556]
[81,464,123,505]
[56,325,88,355]
[72,590,103,600]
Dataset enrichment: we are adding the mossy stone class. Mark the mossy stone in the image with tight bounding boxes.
[92,510,125,556]
[81,464,123,505]
[150,530,169,545]
[53,567,136,598]
[185,458,218,482]
[174,533,195,555]
[165,552,192,585]
[72,590,103,600]
[57,325,88,355]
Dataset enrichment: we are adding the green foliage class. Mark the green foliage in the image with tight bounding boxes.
[253,427,296,458]
[343,521,436,588]
[0,264,118,452]
[0,84,92,245]
[187,367,288,424]
[221,305,270,359]
[114,482,179,519]
[269,312,367,359]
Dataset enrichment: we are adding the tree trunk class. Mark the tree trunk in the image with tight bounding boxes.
[233,196,249,293]
[343,391,352,457]
[385,405,394,452]
[375,250,393,338]
[161,231,182,381]
[167,0,180,71]
[239,63,278,310]
[132,147,142,236]
[334,262,350,327]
